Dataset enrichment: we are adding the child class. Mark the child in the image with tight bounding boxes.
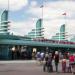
[62,57,66,72]
[66,59,71,73]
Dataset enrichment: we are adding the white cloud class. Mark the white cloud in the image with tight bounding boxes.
[9,19,37,35]
[9,19,75,40]
[28,1,75,19]
[27,6,42,18]
[43,19,75,39]
[30,0,37,7]
[6,1,75,40]
[25,1,75,39]
[0,0,28,11]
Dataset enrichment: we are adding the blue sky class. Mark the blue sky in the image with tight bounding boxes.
[9,0,43,21]
[9,0,58,21]
[0,0,75,39]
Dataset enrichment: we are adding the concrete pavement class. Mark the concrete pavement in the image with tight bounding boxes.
[0,59,69,63]
[0,60,36,64]
[0,60,73,75]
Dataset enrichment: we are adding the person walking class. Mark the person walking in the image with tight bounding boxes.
[47,53,53,72]
[36,52,41,65]
[54,51,59,72]
[69,54,75,75]
[43,52,49,72]
[62,56,67,72]
[40,52,45,64]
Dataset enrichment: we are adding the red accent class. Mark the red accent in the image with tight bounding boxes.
[69,55,75,62]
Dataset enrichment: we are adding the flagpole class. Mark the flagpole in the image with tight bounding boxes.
[8,0,9,17]
[8,0,10,32]
[64,13,66,27]
[41,6,43,26]
[42,5,43,38]
[40,0,44,38]
[62,13,67,41]
[42,0,43,20]
[65,13,67,41]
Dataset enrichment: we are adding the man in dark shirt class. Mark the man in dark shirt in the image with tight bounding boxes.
[54,51,59,72]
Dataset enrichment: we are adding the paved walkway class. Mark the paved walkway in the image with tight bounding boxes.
[0,60,73,75]
[0,59,69,63]
[0,60,36,64]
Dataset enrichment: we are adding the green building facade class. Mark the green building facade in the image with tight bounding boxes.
[0,10,75,60]
[52,24,66,41]
[60,24,65,40]
[0,10,9,35]
[0,10,10,59]
[28,19,44,38]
